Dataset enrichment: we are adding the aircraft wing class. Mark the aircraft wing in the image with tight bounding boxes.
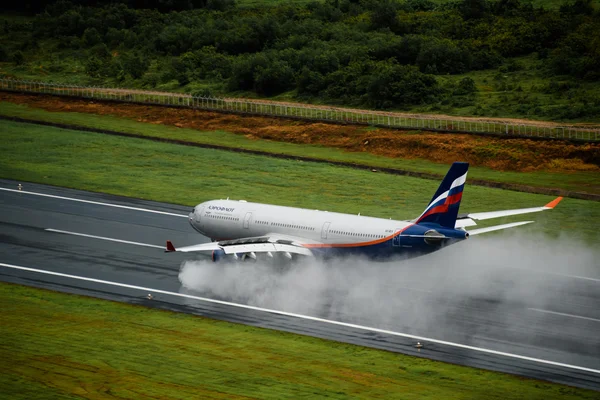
[166,233,316,257]
[456,196,563,234]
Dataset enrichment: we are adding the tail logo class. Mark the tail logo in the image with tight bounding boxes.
[416,172,467,224]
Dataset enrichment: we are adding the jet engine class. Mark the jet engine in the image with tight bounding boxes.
[211,249,258,263]
[422,227,469,245]
[211,249,226,262]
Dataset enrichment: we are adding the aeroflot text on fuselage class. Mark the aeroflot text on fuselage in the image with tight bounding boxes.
[208,205,235,212]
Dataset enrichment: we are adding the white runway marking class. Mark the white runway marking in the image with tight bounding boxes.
[0,187,188,218]
[1,262,599,375]
[3,185,600,284]
[529,308,600,323]
[529,270,600,283]
[45,229,164,250]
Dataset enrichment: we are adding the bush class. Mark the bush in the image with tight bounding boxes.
[119,52,150,79]
[191,87,215,97]
[416,39,472,74]
[84,56,104,78]
[82,27,102,47]
[455,77,476,95]
[205,0,236,11]
[253,60,295,96]
[297,67,325,96]
[12,50,24,66]
[370,0,400,31]
[0,46,8,62]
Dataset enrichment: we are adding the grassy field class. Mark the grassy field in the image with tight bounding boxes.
[238,0,600,8]
[1,119,599,243]
[2,0,600,123]
[1,100,598,196]
[3,53,600,124]
[427,0,600,10]
[423,55,600,123]
[1,282,598,399]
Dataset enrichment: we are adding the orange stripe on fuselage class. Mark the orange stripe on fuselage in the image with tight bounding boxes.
[303,224,414,248]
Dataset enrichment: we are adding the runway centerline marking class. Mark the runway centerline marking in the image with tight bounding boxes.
[526,270,600,283]
[528,308,600,323]
[1,262,599,376]
[45,229,164,250]
[3,186,600,284]
[0,187,188,218]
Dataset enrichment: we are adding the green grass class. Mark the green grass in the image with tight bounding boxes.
[1,119,599,243]
[1,101,598,196]
[1,282,598,399]
[420,55,600,123]
[3,3,600,123]
[5,52,600,123]
[236,0,320,7]
[428,0,600,10]
[3,42,600,123]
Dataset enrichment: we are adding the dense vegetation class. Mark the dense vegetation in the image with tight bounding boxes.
[1,0,600,120]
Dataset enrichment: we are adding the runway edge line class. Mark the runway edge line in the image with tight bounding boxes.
[1,262,599,376]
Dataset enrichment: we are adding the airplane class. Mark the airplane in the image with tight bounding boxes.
[166,162,563,262]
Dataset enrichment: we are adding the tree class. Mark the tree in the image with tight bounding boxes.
[253,60,295,96]
[12,50,24,65]
[82,27,102,47]
[0,46,8,62]
[560,0,595,16]
[366,61,441,108]
[121,52,149,79]
[416,38,472,74]
[370,0,399,31]
[297,66,325,96]
[458,0,490,20]
[228,53,269,92]
[455,77,477,94]
[84,56,104,78]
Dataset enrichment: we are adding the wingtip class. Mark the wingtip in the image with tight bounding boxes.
[544,196,563,209]
[166,240,176,252]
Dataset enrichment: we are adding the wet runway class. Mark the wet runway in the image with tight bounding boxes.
[1,179,599,391]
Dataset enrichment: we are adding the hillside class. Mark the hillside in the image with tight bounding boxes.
[1,0,599,122]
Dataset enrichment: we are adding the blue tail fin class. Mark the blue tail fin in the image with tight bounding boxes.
[415,162,469,229]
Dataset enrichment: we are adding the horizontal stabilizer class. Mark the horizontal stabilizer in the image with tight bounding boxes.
[466,197,563,221]
[467,221,533,236]
[454,218,477,229]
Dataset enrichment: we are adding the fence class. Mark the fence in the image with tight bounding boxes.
[1,78,599,142]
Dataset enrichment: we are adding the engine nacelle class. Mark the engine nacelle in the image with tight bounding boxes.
[422,227,469,245]
[211,250,259,263]
[211,249,226,262]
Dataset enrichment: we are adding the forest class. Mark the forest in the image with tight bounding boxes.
[1,0,599,120]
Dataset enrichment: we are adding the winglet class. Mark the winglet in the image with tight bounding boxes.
[166,240,176,252]
[544,196,563,209]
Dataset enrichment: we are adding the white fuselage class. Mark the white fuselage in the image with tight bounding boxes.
[189,199,412,245]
